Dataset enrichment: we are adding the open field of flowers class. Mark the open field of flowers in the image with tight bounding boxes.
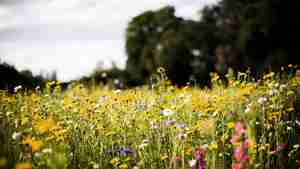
[1,70,300,169]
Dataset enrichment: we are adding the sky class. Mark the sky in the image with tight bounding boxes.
[0,0,218,81]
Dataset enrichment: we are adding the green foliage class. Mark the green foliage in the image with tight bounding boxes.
[125,0,300,87]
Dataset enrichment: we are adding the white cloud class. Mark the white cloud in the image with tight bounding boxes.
[0,0,218,81]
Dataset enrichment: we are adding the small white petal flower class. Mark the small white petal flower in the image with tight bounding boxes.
[176,133,187,140]
[191,49,201,56]
[156,44,163,51]
[114,79,120,85]
[189,159,197,167]
[142,139,150,144]
[14,85,22,93]
[114,89,122,94]
[245,107,251,113]
[161,109,175,116]
[93,163,100,169]
[6,111,13,116]
[202,144,209,149]
[12,132,22,140]
[258,97,267,104]
[295,120,300,126]
[34,152,42,158]
[280,84,287,90]
[139,139,150,149]
[150,121,158,129]
[42,148,52,154]
[139,143,148,149]
[101,72,107,78]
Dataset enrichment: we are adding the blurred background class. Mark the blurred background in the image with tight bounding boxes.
[1,0,299,90]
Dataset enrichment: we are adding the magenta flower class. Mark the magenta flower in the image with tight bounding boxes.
[242,155,250,162]
[234,146,244,161]
[235,122,246,136]
[231,122,251,169]
[194,148,206,169]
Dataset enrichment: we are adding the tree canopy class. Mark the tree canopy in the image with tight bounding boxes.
[125,0,300,87]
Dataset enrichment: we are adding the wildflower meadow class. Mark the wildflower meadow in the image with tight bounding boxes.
[1,69,300,169]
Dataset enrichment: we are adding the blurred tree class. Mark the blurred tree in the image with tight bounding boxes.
[125,6,214,87]
[125,6,179,85]
[203,0,300,76]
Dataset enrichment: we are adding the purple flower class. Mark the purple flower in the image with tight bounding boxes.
[150,121,158,129]
[119,147,133,156]
[165,119,176,127]
[176,123,187,130]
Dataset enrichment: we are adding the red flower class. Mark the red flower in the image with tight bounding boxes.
[232,163,241,169]
[242,155,250,162]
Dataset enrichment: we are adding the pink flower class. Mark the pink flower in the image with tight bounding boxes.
[235,122,246,136]
[234,146,244,161]
[189,159,197,169]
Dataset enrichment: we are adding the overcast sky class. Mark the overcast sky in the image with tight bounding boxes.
[0,0,218,81]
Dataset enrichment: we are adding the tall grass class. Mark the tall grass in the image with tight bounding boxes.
[1,69,300,169]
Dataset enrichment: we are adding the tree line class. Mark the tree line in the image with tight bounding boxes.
[0,61,57,92]
[124,0,300,87]
[1,0,299,89]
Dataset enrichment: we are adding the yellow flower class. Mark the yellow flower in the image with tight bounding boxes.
[110,158,120,166]
[160,154,168,161]
[15,162,32,169]
[227,122,235,129]
[119,164,129,169]
[185,147,193,156]
[31,140,43,152]
[209,142,218,151]
[35,118,56,134]
[22,136,43,152]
